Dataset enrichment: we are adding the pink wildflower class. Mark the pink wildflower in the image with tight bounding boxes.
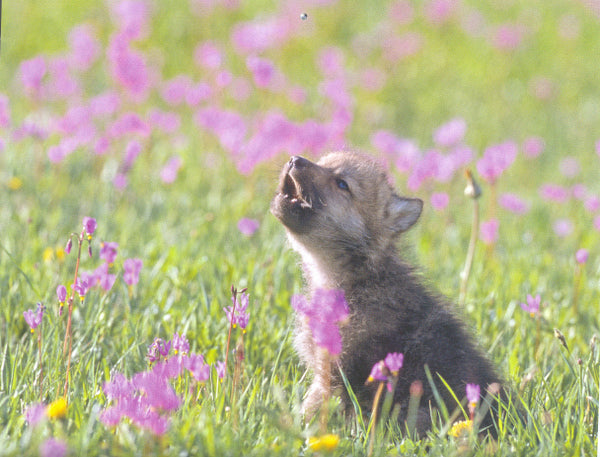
[522,136,545,158]
[123,258,143,286]
[433,118,466,148]
[476,141,517,184]
[194,41,222,69]
[431,193,449,211]
[40,438,67,457]
[575,249,588,264]
[498,193,530,215]
[491,23,525,51]
[553,219,573,237]
[539,184,570,203]
[68,25,100,71]
[480,219,499,245]
[160,157,183,184]
[520,294,540,316]
[237,218,259,236]
[19,56,46,95]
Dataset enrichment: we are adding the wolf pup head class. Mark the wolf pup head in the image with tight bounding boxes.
[271,151,422,279]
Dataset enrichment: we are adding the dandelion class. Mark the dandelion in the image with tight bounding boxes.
[449,419,473,437]
[47,398,68,419]
[23,303,44,332]
[308,434,339,452]
[520,294,541,316]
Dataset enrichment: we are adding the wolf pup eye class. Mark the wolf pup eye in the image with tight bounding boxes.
[336,178,350,192]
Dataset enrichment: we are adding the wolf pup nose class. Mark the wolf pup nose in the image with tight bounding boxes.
[271,151,503,436]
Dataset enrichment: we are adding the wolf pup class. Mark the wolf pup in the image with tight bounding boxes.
[271,151,502,435]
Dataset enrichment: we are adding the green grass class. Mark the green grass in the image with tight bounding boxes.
[1,0,600,455]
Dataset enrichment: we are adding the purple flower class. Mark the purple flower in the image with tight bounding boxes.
[172,333,189,355]
[23,303,44,332]
[68,25,100,71]
[160,157,182,184]
[216,361,226,379]
[595,216,600,232]
[194,41,222,70]
[480,218,499,245]
[184,354,210,382]
[25,403,47,427]
[433,118,466,147]
[367,360,388,383]
[520,294,541,316]
[522,136,544,158]
[575,249,589,264]
[95,263,117,292]
[147,338,170,363]
[237,218,259,236]
[291,289,349,356]
[466,383,480,416]
[466,383,480,405]
[40,438,67,457]
[107,33,150,101]
[56,285,67,304]
[149,109,181,134]
[65,238,73,254]
[223,292,250,330]
[123,258,143,286]
[74,277,90,299]
[425,0,458,25]
[491,23,525,51]
[553,219,573,237]
[132,370,180,411]
[0,94,11,128]
[384,352,404,375]
[83,217,97,238]
[246,56,277,89]
[19,56,46,95]
[431,193,449,211]
[539,184,570,203]
[161,75,192,106]
[100,242,119,264]
[559,157,580,178]
[498,193,530,215]
[476,141,517,184]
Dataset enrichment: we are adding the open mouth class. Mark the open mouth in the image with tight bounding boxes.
[280,173,312,209]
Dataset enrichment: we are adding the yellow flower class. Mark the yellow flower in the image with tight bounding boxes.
[7,177,22,190]
[47,398,68,419]
[43,247,54,263]
[55,247,66,262]
[308,434,339,452]
[448,419,472,438]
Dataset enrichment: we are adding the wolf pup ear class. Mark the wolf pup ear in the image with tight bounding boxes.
[388,195,423,234]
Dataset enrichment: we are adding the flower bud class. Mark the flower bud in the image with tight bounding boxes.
[65,238,72,254]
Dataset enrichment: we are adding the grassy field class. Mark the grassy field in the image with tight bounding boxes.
[1,0,599,455]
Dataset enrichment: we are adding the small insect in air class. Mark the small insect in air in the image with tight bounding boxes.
[300,12,308,20]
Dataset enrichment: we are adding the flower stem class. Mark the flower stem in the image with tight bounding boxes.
[63,231,83,397]
[224,286,238,374]
[368,381,385,457]
[37,323,43,402]
[319,350,331,435]
[459,199,479,307]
